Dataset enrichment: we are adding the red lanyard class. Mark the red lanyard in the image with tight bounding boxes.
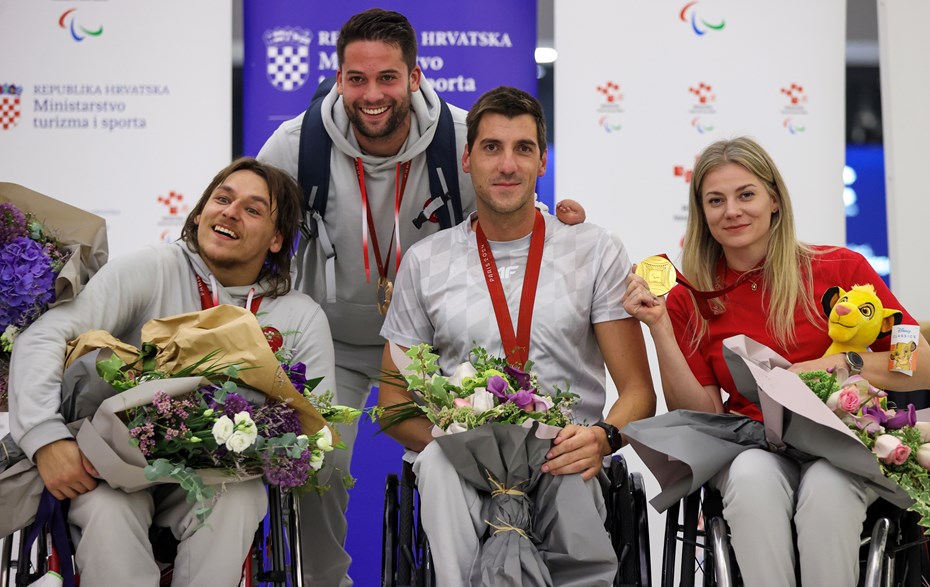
[355,158,411,283]
[475,210,546,368]
[655,253,762,319]
[195,274,262,314]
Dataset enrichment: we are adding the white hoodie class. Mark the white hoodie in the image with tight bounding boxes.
[9,242,336,461]
[258,79,476,346]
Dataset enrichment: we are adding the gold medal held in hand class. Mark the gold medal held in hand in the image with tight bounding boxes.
[635,256,677,296]
[377,276,394,317]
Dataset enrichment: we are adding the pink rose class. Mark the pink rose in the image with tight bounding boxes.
[827,388,861,414]
[454,398,471,408]
[872,434,911,465]
[838,389,861,413]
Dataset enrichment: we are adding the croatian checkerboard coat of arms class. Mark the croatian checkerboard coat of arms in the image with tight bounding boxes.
[0,84,23,131]
[264,27,312,92]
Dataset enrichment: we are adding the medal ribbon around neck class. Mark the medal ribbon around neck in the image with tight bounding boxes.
[647,253,762,320]
[195,274,262,314]
[476,209,546,369]
[355,158,412,283]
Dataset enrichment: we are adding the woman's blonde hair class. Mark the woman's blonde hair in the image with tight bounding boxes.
[681,137,820,350]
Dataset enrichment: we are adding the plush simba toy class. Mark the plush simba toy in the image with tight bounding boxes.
[821,284,902,356]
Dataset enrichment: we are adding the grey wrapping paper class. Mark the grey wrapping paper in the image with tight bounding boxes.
[75,376,260,492]
[434,421,617,587]
[721,334,914,509]
[623,334,914,512]
[435,422,553,587]
[621,410,767,512]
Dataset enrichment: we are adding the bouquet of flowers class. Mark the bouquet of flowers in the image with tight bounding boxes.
[378,344,576,434]
[801,369,930,531]
[64,305,349,523]
[381,345,617,586]
[0,184,108,411]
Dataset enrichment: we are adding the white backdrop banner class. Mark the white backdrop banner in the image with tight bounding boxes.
[555,1,846,580]
[554,0,846,267]
[0,0,231,257]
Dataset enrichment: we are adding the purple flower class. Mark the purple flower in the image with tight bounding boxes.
[253,400,302,438]
[504,365,532,390]
[885,404,917,430]
[854,414,883,435]
[508,389,537,412]
[0,237,56,330]
[486,375,509,400]
[208,391,254,418]
[283,361,307,392]
[262,448,312,489]
[0,203,27,246]
[861,404,888,425]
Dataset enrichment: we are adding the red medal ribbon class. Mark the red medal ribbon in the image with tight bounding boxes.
[476,210,546,368]
[195,274,262,314]
[655,253,762,319]
[355,158,412,283]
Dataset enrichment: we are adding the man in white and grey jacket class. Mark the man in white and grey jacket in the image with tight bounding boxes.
[258,9,476,585]
[9,158,336,586]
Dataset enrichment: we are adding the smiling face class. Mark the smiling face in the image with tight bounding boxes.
[337,40,421,157]
[463,112,547,235]
[700,162,779,269]
[194,170,283,286]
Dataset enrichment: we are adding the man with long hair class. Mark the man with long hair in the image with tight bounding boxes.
[9,158,335,586]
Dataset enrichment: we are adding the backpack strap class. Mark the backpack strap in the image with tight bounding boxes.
[297,76,336,239]
[297,76,337,302]
[414,97,464,230]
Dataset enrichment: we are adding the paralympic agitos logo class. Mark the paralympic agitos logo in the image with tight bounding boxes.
[679,2,726,36]
[59,9,104,42]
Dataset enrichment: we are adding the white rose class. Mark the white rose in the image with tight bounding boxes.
[917,443,930,470]
[470,388,495,415]
[914,422,930,444]
[448,362,478,387]
[309,452,324,471]
[316,426,334,452]
[225,431,255,453]
[212,415,234,444]
[234,412,256,432]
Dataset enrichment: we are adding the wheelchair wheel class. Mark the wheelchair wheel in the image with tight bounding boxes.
[707,516,733,587]
[661,499,681,587]
[1,532,14,587]
[605,454,649,587]
[630,472,651,587]
[396,462,416,585]
[382,473,399,587]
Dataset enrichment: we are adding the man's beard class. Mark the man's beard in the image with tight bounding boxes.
[346,92,411,142]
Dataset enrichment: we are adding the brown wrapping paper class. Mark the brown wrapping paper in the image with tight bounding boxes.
[64,305,330,438]
[0,182,109,304]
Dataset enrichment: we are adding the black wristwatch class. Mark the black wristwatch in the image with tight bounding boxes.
[845,351,864,375]
[593,421,624,454]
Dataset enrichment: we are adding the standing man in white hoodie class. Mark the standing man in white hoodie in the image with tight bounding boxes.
[257,9,476,585]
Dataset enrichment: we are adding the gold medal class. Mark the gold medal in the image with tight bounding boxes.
[377,276,394,317]
[635,256,677,296]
